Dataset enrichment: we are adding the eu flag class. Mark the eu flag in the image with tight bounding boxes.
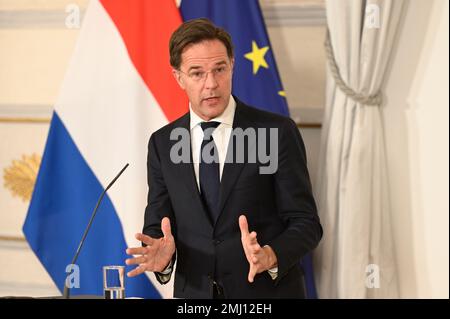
[180,0,318,298]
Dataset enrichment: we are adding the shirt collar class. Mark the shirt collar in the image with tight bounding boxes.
[189,95,236,130]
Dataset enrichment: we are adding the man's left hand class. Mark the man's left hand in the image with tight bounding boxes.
[239,215,278,283]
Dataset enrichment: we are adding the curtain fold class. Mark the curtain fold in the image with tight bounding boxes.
[314,0,404,298]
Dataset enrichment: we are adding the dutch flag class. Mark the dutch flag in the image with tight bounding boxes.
[23,0,186,298]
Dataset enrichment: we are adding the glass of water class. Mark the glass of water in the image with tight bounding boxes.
[103,265,125,299]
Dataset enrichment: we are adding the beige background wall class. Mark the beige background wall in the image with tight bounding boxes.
[382,0,449,298]
[0,0,448,298]
[0,0,90,297]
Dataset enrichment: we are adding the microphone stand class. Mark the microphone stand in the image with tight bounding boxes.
[63,163,129,299]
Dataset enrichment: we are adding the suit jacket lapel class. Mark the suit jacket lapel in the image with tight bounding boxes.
[217,101,254,219]
[175,100,256,227]
[173,113,210,222]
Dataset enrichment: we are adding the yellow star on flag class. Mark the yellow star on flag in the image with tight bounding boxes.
[244,41,270,75]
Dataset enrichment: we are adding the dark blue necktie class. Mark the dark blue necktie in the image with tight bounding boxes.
[199,121,221,223]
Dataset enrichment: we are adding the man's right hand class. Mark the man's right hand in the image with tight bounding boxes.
[125,217,176,277]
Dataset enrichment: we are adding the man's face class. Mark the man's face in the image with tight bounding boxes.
[173,39,234,121]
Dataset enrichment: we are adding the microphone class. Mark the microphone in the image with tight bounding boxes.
[63,163,130,299]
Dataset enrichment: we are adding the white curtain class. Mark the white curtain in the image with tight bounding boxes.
[314,0,404,298]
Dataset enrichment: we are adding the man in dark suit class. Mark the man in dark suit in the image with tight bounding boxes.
[125,18,322,299]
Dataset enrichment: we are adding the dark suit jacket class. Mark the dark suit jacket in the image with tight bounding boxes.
[143,97,322,299]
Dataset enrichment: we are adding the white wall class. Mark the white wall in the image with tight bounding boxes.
[3,0,447,299]
[382,0,449,298]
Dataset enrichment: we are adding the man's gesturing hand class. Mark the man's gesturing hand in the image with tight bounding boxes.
[239,215,278,283]
[125,217,176,277]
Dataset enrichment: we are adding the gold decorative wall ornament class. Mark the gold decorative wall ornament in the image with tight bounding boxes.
[3,154,41,202]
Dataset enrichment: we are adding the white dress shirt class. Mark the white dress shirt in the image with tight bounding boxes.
[190,95,236,192]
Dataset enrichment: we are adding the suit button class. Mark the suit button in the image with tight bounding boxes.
[214,239,222,245]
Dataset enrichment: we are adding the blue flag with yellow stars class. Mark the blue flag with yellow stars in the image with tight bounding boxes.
[180,0,318,299]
